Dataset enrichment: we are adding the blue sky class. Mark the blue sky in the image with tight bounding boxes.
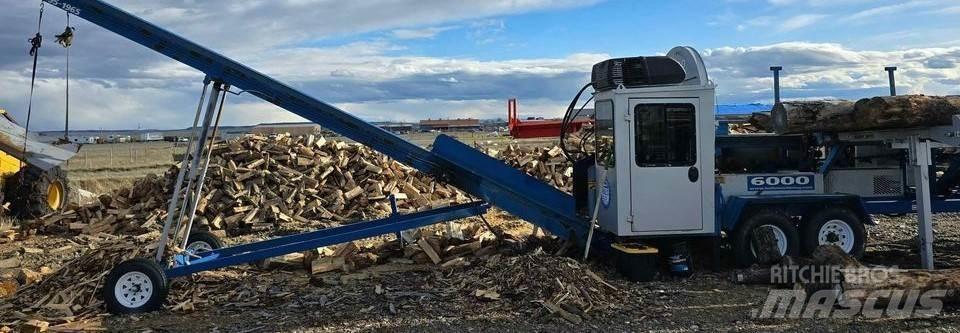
[320,0,960,58]
[0,0,958,130]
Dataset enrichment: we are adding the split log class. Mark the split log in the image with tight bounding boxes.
[771,95,960,134]
[417,238,442,264]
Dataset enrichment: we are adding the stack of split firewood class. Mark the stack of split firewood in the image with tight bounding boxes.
[32,174,168,236]
[33,134,473,236]
[478,144,574,193]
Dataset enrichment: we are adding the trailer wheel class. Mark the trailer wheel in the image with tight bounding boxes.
[802,207,865,258]
[104,258,169,314]
[733,210,800,267]
[185,231,223,254]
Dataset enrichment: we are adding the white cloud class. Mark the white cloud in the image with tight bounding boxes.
[768,0,874,7]
[736,16,775,31]
[241,42,607,82]
[778,14,828,32]
[939,6,960,14]
[1,1,958,132]
[735,14,827,33]
[703,42,960,104]
[391,26,458,40]
[848,0,938,22]
[109,0,602,52]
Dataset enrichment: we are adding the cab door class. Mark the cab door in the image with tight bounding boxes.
[628,99,703,232]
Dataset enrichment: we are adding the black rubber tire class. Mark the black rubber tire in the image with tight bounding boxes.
[801,207,866,258]
[733,210,800,267]
[3,166,69,218]
[104,258,169,314]
[185,230,224,253]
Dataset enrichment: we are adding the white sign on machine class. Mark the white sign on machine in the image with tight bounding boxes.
[747,175,815,191]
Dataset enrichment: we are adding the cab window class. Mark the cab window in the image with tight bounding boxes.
[634,103,696,167]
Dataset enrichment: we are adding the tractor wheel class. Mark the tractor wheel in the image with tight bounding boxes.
[4,166,69,218]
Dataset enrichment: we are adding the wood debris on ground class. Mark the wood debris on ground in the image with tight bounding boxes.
[459,250,624,324]
[1,133,599,328]
[0,235,156,329]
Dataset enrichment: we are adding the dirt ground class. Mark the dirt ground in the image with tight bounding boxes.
[5,211,960,332]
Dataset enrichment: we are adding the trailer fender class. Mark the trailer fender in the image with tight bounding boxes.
[720,194,874,232]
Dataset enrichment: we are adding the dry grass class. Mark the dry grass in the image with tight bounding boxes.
[61,132,559,195]
[64,141,185,194]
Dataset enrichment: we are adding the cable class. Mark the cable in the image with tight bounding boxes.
[18,1,45,217]
[559,82,593,162]
[57,13,76,141]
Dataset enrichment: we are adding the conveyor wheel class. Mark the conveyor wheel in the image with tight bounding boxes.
[185,230,224,254]
[104,258,169,314]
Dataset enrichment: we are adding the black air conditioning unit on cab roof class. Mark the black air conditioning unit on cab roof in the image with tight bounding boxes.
[591,56,687,91]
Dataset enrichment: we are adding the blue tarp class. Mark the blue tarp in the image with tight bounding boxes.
[716,104,772,115]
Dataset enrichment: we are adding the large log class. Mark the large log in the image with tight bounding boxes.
[771,95,960,134]
[733,246,960,306]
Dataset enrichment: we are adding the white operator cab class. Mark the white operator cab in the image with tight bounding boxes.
[594,46,716,237]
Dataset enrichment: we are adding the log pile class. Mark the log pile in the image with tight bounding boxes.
[770,95,960,134]
[173,134,470,232]
[300,222,500,275]
[30,135,578,237]
[33,174,168,236]
[477,144,574,193]
[32,134,478,236]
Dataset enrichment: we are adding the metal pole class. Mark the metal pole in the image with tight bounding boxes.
[179,85,229,250]
[911,136,934,269]
[171,82,223,244]
[390,195,403,247]
[582,168,607,261]
[770,66,783,104]
[155,81,212,262]
[885,66,897,96]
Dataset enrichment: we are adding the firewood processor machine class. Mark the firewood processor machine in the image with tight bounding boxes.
[35,0,960,314]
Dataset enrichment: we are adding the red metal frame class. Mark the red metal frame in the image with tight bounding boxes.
[507,98,591,139]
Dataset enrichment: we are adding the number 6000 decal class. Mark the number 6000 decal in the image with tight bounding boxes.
[747,175,814,191]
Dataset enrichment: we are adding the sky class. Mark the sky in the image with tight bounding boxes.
[0,0,958,131]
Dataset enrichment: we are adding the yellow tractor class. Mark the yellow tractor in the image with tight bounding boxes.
[0,108,74,218]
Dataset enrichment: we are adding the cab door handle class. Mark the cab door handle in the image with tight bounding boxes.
[688,166,699,182]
